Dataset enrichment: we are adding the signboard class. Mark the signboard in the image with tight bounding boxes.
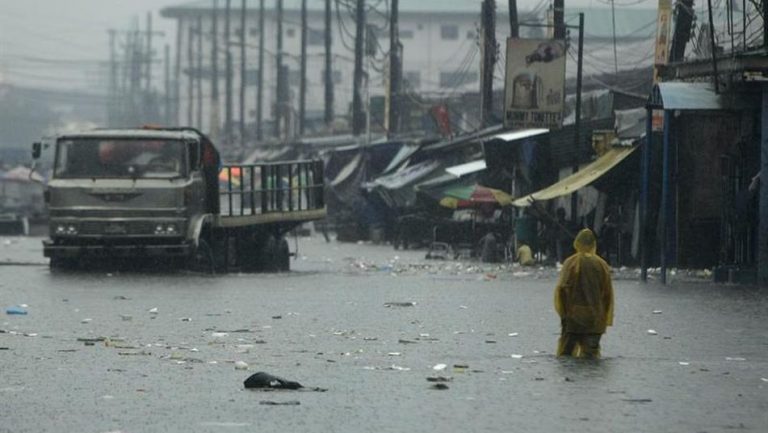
[503,38,566,130]
[652,0,672,130]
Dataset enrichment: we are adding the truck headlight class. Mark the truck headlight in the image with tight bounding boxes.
[55,224,78,235]
[154,223,179,235]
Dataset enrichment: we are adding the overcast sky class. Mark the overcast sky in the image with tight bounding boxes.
[0,0,640,92]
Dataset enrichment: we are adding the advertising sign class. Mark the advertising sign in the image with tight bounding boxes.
[503,38,566,129]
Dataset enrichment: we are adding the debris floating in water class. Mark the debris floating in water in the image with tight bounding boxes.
[432,364,447,371]
[647,329,658,335]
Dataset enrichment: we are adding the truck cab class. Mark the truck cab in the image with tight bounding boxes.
[41,128,217,267]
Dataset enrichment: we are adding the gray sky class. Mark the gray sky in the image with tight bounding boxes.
[0,0,642,92]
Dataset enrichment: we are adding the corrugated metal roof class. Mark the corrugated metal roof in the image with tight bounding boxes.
[649,82,723,110]
[490,128,549,142]
[58,129,200,141]
[446,160,486,178]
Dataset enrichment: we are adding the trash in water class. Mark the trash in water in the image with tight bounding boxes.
[647,329,658,335]
[260,400,301,406]
[243,372,303,390]
[384,302,415,308]
[652,310,662,314]
[426,376,452,382]
[81,318,92,324]
[678,362,690,366]
[761,378,768,383]
[508,333,519,337]
[119,315,133,321]
[622,398,653,404]
[431,383,449,390]
[211,332,229,338]
[148,308,158,314]
[432,364,447,371]
[180,317,192,322]
[113,296,130,300]
[725,357,747,361]
[387,352,402,357]
[511,354,523,359]
[234,361,249,370]
[485,340,497,344]
[452,364,468,373]
[5,306,27,315]
[398,339,417,344]
[272,316,282,320]
[387,365,410,371]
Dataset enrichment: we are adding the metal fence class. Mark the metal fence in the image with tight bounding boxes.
[218,160,325,217]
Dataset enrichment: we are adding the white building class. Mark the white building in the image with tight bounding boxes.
[160,1,656,138]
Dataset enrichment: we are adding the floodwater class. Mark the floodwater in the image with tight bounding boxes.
[1,235,767,433]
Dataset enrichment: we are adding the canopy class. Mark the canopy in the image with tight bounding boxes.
[440,184,513,208]
[512,145,638,207]
[445,160,486,178]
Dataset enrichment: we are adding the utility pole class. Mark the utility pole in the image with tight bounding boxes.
[299,0,307,136]
[275,0,284,138]
[164,43,171,125]
[239,0,247,147]
[225,0,233,147]
[509,0,518,38]
[109,29,117,126]
[571,13,585,226]
[197,15,204,128]
[188,25,194,126]
[146,12,153,95]
[324,0,334,129]
[387,0,401,136]
[174,18,182,126]
[479,0,496,128]
[256,0,265,141]
[352,0,365,136]
[610,0,618,75]
[553,0,565,39]
[211,0,221,141]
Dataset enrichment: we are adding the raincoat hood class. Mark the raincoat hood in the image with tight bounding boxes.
[573,228,597,255]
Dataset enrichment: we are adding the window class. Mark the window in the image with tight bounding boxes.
[404,71,420,89]
[439,70,479,88]
[308,28,325,45]
[288,70,301,86]
[400,29,414,39]
[441,24,459,40]
[320,70,342,84]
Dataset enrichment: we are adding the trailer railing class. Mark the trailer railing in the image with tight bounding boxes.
[218,160,325,217]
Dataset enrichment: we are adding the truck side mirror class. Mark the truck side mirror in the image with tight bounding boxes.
[32,142,42,160]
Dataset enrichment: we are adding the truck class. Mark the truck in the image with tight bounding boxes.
[32,127,326,272]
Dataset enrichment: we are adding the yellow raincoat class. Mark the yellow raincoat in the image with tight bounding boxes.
[554,229,614,357]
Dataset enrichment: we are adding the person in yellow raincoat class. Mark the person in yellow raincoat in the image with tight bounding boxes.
[554,228,614,359]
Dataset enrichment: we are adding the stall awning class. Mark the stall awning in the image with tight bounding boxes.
[331,153,362,186]
[446,160,486,178]
[490,128,549,143]
[648,82,722,110]
[369,159,441,190]
[512,146,638,207]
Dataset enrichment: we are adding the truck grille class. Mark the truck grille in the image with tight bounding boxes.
[79,221,162,235]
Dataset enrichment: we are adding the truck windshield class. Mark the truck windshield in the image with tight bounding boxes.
[54,138,188,179]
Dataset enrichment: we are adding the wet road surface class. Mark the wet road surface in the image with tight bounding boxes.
[1,235,767,432]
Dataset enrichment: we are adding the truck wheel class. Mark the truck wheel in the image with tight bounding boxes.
[258,234,278,272]
[189,239,215,274]
[50,256,77,271]
[277,237,290,272]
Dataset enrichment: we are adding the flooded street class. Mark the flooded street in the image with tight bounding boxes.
[1,235,768,433]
